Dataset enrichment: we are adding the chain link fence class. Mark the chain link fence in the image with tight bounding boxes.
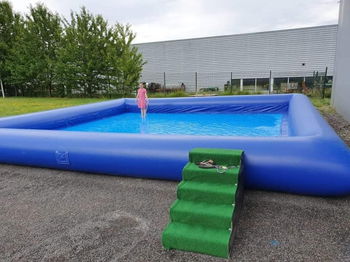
[1,68,332,98]
[141,68,332,98]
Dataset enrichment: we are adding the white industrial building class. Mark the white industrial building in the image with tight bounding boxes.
[135,25,337,92]
[332,0,350,122]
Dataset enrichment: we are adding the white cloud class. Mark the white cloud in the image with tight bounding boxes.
[7,0,339,43]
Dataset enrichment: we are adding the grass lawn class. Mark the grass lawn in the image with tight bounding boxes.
[0,96,332,118]
[0,97,108,117]
[309,97,334,114]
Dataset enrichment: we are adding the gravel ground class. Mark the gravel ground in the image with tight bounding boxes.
[0,165,350,262]
[321,111,350,147]
[0,111,349,262]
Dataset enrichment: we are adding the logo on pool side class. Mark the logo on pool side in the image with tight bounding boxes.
[55,150,70,165]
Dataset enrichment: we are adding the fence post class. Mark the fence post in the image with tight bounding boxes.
[315,71,319,93]
[322,67,328,99]
[163,72,166,95]
[0,79,4,98]
[230,72,233,93]
[195,72,198,93]
[269,70,272,94]
[254,78,257,92]
[107,75,111,98]
[240,78,243,91]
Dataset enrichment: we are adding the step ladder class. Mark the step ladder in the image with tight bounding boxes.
[162,148,244,258]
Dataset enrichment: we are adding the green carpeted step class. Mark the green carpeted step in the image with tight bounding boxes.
[170,199,234,230]
[182,162,240,184]
[177,181,237,205]
[162,222,231,258]
[189,148,243,166]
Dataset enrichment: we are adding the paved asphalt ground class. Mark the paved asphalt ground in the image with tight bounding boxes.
[0,164,350,262]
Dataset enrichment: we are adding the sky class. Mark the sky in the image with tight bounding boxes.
[8,0,340,43]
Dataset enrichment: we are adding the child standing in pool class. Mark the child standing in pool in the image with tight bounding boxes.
[136,82,148,119]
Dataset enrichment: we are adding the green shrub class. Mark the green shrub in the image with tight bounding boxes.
[167,91,189,97]
[148,90,189,98]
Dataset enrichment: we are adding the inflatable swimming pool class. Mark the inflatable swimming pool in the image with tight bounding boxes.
[0,94,349,196]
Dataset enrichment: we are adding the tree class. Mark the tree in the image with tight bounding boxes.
[56,8,112,97]
[0,1,18,95]
[110,24,145,96]
[57,7,144,97]
[7,3,62,96]
[2,4,144,97]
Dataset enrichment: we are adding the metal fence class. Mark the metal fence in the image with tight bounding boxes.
[140,68,332,97]
[1,68,332,98]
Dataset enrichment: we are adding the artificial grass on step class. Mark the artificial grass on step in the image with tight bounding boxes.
[170,199,234,230]
[177,181,238,205]
[182,163,239,184]
[162,222,232,258]
[189,148,243,166]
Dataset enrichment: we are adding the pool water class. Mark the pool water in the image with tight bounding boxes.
[61,113,284,136]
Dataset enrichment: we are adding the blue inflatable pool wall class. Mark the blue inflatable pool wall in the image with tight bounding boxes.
[0,94,349,196]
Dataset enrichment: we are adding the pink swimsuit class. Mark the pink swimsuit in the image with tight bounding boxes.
[137,87,148,109]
